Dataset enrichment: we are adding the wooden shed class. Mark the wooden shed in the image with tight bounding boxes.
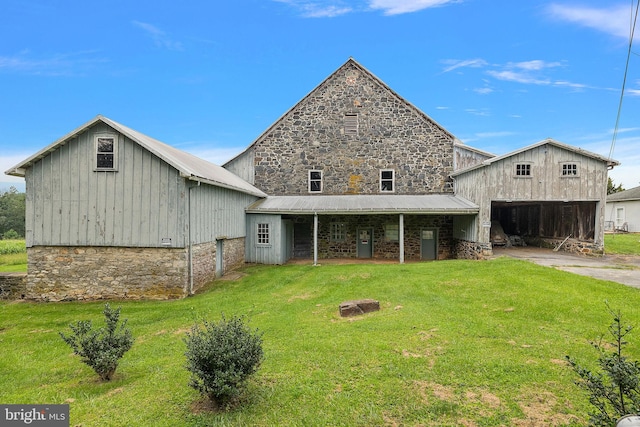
[451,139,619,253]
[5,115,265,300]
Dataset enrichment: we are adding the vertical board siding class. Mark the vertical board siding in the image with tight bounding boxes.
[189,184,258,244]
[245,214,283,264]
[224,150,255,184]
[25,124,186,248]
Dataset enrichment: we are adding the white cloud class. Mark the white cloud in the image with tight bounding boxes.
[368,0,460,15]
[473,87,493,95]
[132,21,184,51]
[547,4,634,39]
[0,51,107,76]
[441,58,488,73]
[272,0,352,17]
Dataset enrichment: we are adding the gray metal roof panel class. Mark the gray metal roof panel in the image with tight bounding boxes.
[607,185,640,202]
[246,194,479,215]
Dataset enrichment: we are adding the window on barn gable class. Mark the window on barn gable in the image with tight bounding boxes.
[515,163,531,177]
[561,163,579,177]
[344,113,358,135]
[257,223,270,245]
[309,170,323,193]
[94,134,117,171]
[330,223,346,242]
[380,169,395,192]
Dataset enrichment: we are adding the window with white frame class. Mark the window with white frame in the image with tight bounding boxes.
[309,170,322,193]
[257,223,270,245]
[330,223,346,242]
[380,169,395,192]
[95,135,117,170]
[562,163,578,176]
[515,163,531,177]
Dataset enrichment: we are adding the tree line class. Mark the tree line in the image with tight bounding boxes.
[0,186,25,239]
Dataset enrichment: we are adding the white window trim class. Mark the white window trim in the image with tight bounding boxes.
[514,163,532,178]
[380,169,395,192]
[94,134,118,171]
[560,162,580,177]
[308,170,323,193]
[257,223,270,246]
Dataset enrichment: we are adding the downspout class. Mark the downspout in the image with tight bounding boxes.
[399,213,405,264]
[313,212,318,266]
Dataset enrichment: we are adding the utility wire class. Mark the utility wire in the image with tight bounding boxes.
[609,0,640,161]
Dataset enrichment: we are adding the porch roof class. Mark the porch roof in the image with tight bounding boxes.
[246,194,479,215]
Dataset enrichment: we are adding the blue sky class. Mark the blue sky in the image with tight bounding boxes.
[1,0,639,191]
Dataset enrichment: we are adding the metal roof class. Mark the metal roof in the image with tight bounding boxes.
[607,185,640,202]
[5,115,267,198]
[246,194,479,215]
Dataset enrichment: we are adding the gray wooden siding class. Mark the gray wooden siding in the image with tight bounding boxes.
[189,184,259,244]
[224,150,255,185]
[245,214,284,264]
[454,145,493,171]
[25,123,186,248]
[454,143,610,244]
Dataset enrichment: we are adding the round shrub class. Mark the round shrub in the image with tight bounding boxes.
[184,314,264,406]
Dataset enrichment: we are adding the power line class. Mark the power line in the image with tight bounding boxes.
[609,0,640,161]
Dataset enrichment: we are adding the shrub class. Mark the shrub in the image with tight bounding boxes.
[60,303,134,381]
[566,304,640,426]
[2,229,20,240]
[184,314,264,407]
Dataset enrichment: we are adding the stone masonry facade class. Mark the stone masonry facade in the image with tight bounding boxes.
[27,246,189,301]
[252,61,455,196]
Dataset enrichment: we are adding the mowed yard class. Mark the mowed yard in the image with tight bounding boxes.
[0,234,639,426]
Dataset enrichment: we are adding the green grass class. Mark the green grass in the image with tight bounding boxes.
[0,239,26,272]
[2,259,640,426]
[605,233,640,255]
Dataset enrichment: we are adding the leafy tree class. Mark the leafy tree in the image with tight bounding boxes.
[60,304,134,381]
[184,314,264,407]
[566,304,640,426]
[608,178,625,195]
[0,186,25,239]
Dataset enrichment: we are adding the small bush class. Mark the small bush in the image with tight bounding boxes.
[184,314,263,407]
[2,229,20,240]
[60,304,134,381]
[566,304,640,426]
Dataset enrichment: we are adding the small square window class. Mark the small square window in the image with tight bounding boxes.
[331,223,346,242]
[562,163,578,176]
[344,113,358,135]
[95,135,117,170]
[257,223,270,245]
[380,169,394,192]
[385,224,399,241]
[515,164,531,177]
[309,170,322,193]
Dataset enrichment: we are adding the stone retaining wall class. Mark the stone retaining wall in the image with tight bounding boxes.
[0,272,27,299]
[455,240,493,260]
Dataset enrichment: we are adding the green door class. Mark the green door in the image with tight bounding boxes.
[357,228,373,258]
[421,228,437,260]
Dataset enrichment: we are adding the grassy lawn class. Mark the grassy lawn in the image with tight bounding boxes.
[0,239,27,272]
[605,232,640,255]
[2,259,640,426]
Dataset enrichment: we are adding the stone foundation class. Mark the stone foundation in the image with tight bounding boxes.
[0,272,27,299]
[27,246,189,301]
[529,238,603,256]
[455,240,493,260]
[222,238,246,272]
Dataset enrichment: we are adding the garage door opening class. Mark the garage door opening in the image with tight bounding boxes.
[491,201,597,247]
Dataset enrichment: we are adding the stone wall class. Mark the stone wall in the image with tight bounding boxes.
[455,240,493,260]
[313,214,455,260]
[191,242,216,293]
[533,238,604,256]
[0,272,27,299]
[252,61,455,196]
[223,237,246,272]
[26,246,189,301]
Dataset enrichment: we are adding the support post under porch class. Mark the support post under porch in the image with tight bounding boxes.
[399,213,405,264]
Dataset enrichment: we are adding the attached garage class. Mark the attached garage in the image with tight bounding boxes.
[452,139,618,254]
